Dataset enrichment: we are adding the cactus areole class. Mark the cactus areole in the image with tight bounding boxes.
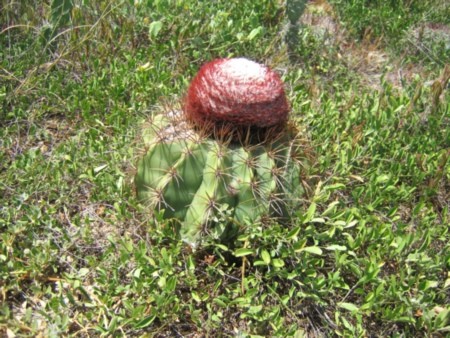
[184,58,289,130]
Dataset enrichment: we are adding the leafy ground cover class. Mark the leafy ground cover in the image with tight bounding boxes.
[1,0,449,336]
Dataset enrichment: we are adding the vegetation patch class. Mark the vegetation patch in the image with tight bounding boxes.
[1,0,449,336]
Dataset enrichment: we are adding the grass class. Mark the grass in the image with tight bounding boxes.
[1,0,449,336]
[329,0,450,69]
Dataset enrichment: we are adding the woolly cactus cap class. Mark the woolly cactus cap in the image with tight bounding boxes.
[184,58,289,130]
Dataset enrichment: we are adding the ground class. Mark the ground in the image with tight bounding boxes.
[1,0,449,336]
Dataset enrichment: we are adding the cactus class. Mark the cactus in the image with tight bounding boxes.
[135,58,308,247]
[135,113,305,246]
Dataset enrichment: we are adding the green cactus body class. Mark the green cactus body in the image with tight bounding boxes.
[135,112,305,246]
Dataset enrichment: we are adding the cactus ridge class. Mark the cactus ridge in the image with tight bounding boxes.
[136,111,307,246]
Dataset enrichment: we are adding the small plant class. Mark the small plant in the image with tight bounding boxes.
[135,58,309,246]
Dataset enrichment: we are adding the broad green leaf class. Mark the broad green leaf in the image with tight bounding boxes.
[187,255,195,272]
[333,220,347,226]
[325,183,346,191]
[247,27,262,40]
[137,62,151,71]
[157,276,166,288]
[444,277,450,288]
[376,174,390,184]
[133,268,142,278]
[338,302,359,312]
[149,21,163,38]
[286,226,301,240]
[191,291,201,303]
[420,280,439,291]
[272,258,285,268]
[304,202,316,223]
[215,244,229,251]
[234,248,255,257]
[237,234,250,241]
[214,298,227,307]
[135,315,156,328]
[293,238,307,252]
[394,104,405,113]
[325,245,347,251]
[297,246,323,255]
[248,305,263,314]
[260,249,271,265]
[322,201,340,216]
[345,220,358,228]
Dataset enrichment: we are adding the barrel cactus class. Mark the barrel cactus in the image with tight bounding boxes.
[135,58,308,247]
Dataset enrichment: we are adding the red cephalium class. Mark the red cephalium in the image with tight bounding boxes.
[184,58,289,129]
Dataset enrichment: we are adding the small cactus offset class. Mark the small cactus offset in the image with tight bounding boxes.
[135,58,308,247]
